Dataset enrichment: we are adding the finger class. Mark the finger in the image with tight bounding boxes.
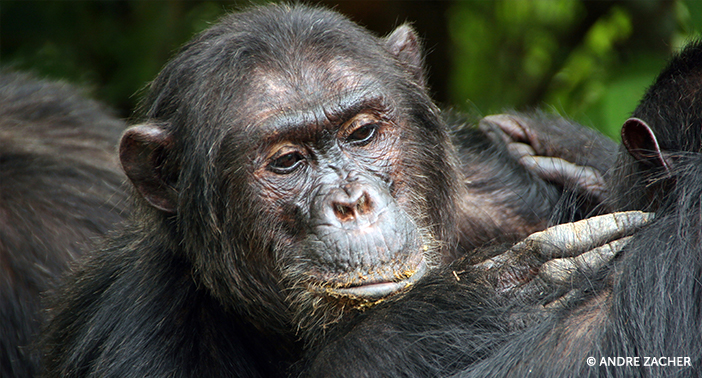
[479,114,528,142]
[518,155,607,201]
[539,236,632,284]
[543,290,581,310]
[475,211,653,271]
[523,211,653,259]
[506,142,536,160]
[479,114,548,154]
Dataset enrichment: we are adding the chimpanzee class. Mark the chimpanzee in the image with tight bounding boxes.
[39,4,631,377]
[303,41,702,377]
[0,72,129,377]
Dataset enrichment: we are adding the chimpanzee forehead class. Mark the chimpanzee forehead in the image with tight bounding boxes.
[243,88,392,148]
[238,56,394,136]
[252,91,389,142]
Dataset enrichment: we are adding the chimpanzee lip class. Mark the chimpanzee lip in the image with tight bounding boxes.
[325,259,428,300]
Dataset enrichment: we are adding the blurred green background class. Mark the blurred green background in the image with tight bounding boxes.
[2,0,700,139]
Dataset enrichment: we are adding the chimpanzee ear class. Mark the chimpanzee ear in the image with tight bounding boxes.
[120,123,178,213]
[385,24,425,87]
[621,117,670,171]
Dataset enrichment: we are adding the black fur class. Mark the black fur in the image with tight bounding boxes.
[0,72,128,377]
[39,5,615,377]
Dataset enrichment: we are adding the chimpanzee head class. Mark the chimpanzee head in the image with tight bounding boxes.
[613,41,702,212]
[119,4,462,335]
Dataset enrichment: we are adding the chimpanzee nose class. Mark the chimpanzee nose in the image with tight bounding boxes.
[316,181,388,228]
[332,186,373,222]
[311,177,393,229]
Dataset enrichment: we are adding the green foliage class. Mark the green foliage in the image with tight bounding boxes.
[448,0,701,139]
[448,0,583,116]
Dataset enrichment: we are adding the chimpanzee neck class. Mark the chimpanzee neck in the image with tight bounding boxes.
[135,234,304,376]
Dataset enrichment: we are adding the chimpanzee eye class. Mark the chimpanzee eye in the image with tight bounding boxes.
[269,152,304,174]
[347,123,378,146]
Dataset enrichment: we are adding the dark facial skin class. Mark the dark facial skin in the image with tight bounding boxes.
[249,84,428,305]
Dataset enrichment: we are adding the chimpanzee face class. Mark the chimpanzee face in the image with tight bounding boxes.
[244,63,430,307]
[119,6,454,333]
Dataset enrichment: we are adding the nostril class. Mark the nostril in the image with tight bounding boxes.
[334,203,355,222]
[355,192,372,216]
[332,192,373,222]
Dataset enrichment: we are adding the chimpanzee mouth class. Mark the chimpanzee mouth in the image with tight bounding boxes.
[321,259,428,301]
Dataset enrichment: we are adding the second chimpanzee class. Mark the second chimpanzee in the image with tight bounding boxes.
[39,4,629,377]
[305,40,702,378]
[0,72,129,378]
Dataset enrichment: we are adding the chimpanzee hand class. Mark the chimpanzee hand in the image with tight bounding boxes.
[479,113,618,204]
[473,211,653,305]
